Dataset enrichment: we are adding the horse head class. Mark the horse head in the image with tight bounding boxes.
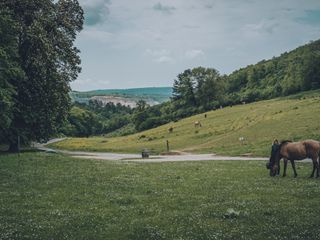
[267,140,292,176]
[267,142,281,176]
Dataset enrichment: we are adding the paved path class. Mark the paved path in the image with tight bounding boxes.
[37,138,269,163]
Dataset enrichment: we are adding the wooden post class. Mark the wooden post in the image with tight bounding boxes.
[166,140,169,152]
[17,135,20,156]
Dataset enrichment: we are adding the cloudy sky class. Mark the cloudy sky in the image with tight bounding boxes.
[71,0,320,91]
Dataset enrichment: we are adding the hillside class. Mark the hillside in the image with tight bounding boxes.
[70,87,173,106]
[226,39,320,103]
[50,90,320,157]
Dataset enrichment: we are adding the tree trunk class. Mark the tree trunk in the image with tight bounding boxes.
[8,142,19,153]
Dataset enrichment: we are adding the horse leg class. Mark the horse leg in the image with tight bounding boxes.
[290,159,297,178]
[309,157,317,178]
[318,154,320,178]
[283,158,287,177]
[314,156,319,178]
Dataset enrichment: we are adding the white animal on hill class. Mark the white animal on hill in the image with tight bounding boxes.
[194,121,202,127]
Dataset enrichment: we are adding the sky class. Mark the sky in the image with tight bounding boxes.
[71,0,320,91]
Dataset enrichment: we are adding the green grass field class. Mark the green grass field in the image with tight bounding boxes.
[1,152,320,240]
[50,90,320,156]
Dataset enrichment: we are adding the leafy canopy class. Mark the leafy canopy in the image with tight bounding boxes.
[0,0,83,151]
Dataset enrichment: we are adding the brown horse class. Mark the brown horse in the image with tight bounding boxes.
[269,140,320,178]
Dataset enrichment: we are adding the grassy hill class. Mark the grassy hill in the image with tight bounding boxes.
[50,90,320,156]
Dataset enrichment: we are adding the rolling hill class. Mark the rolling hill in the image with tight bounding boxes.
[70,87,173,106]
[50,89,320,157]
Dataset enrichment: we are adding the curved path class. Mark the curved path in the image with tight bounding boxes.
[36,138,269,163]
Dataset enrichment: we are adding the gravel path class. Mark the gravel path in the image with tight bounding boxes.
[37,138,269,163]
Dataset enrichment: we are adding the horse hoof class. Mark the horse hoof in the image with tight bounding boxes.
[294,175,297,178]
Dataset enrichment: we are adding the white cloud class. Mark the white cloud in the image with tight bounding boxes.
[145,49,174,63]
[80,29,114,43]
[185,50,204,59]
[155,56,174,63]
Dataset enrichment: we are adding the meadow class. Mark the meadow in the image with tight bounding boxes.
[50,90,320,156]
[1,152,320,239]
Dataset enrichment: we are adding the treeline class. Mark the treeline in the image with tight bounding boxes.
[61,101,133,137]
[226,39,320,103]
[66,39,320,137]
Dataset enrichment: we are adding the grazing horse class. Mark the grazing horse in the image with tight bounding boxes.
[168,127,173,133]
[194,121,202,128]
[268,140,320,178]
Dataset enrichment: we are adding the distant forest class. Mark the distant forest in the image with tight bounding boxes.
[63,39,320,137]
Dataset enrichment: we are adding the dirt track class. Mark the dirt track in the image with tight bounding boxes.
[38,138,269,163]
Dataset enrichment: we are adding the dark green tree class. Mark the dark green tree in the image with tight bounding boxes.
[173,69,197,107]
[132,100,150,131]
[173,67,225,110]
[0,0,84,151]
[0,10,18,137]
[63,106,103,137]
[193,67,225,110]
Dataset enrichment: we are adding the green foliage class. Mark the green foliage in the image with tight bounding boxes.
[132,100,174,131]
[130,67,226,132]
[173,67,225,109]
[61,100,134,137]
[132,100,152,131]
[227,40,320,102]
[1,153,320,239]
[0,10,22,141]
[61,106,103,137]
[0,0,83,151]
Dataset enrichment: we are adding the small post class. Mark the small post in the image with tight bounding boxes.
[166,140,170,152]
[17,135,21,156]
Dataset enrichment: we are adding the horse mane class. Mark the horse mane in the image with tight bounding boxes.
[279,140,292,148]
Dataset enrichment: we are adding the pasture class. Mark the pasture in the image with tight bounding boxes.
[49,90,320,156]
[1,152,320,239]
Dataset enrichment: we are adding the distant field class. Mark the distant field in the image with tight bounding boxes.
[70,87,173,105]
[51,90,320,156]
[1,152,320,239]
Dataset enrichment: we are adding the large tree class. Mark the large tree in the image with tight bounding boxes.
[0,9,24,143]
[0,0,84,151]
[172,69,197,107]
[172,67,225,110]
